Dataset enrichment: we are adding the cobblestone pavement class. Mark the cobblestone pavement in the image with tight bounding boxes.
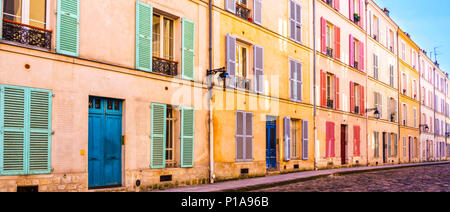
[252,164,450,192]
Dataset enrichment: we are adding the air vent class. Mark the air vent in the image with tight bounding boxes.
[160,175,172,182]
[17,186,38,192]
[240,168,249,174]
[294,164,299,169]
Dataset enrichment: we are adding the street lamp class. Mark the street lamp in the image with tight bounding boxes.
[366,108,380,120]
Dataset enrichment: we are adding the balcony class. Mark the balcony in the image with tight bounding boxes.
[353,61,359,70]
[236,76,252,91]
[152,57,178,76]
[327,99,334,109]
[236,3,252,22]
[326,47,334,58]
[2,19,51,50]
[326,0,333,7]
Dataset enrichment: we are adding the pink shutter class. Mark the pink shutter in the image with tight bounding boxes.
[321,17,326,53]
[349,35,354,67]
[359,0,364,29]
[360,41,364,71]
[350,81,355,113]
[349,0,354,21]
[321,70,327,107]
[331,122,335,157]
[334,0,340,11]
[336,77,340,110]
[361,85,365,115]
[335,26,341,59]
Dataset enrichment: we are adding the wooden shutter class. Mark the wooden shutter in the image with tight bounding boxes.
[226,34,236,88]
[135,1,153,72]
[302,120,308,160]
[361,85,365,115]
[321,70,326,107]
[349,0,354,21]
[290,60,297,101]
[254,45,264,94]
[349,35,354,67]
[151,103,166,169]
[331,122,335,157]
[387,96,391,121]
[236,111,244,161]
[320,17,326,53]
[350,82,355,113]
[180,107,195,168]
[56,0,80,57]
[289,1,296,40]
[334,0,340,11]
[335,26,341,59]
[360,41,365,71]
[336,77,340,110]
[394,134,398,157]
[1,86,27,175]
[244,112,253,161]
[359,0,364,29]
[225,0,236,13]
[326,122,330,157]
[253,0,262,25]
[296,62,303,102]
[0,85,52,176]
[182,18,195,80]
[388,133,392,157]
[354,126,360,156]
[284,117,291,161]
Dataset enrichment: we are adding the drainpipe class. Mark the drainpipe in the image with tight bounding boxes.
[364,0,369,166]
[396,29,401,163]
[433,66,436,161]
[208,0,215,184]
[418,53,422,162]
[313,0,318,171]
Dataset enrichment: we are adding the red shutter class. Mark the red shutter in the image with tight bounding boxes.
[331,122,335,157]
[336,77,340,110]
[335,26,341,59]
[359,0,364,29]
[321,17,326,53]
[360,41,365,71]
[349,35,354,67]
[334,0,340,11]
[349,0,354,21]
[321,70,326,107]
[356,126,361,156]
[350,81,355,113]
[361,85,365,115]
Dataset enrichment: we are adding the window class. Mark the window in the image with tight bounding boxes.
[290,0,302,43]
[353,39,360,69]
[2,0,51,49]
[372,15,379,41]
[387,97,397,122]
[413,108,417,128]
[403,137,407,158]
[389,29,394,52]
[321,18,340,59]
[373,92,382,119]
[236,43,248,78]
[401,42,406,61]
[152,14,175,61]
[225,0,262,24]
[165,106,177,168]
[402,73,407,94]
[402,104,408,126]
[350,82,363,115]
[374,132,380,158]
[413,80,417,99]
[326,73,335,108]
[0,85,52,176]
[290,59,303,102]
[321,70,339,110]
[389,65,394,87]
[373,54,378,80]
[290,119,300,159]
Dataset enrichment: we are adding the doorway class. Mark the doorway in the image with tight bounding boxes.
[340,125,347,165]
[266,117,277,171]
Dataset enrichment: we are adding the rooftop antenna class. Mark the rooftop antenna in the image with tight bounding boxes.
[431,46,442,63]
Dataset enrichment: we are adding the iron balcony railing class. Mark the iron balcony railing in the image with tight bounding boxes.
[354,61,359,70]
[236,3,251,21]
[152,56,178,76]
[354,106,360,114]
[2,19,51,50]
[326,47,334,58]
[327,99,334,109]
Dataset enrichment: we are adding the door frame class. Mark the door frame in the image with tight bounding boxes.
[265,116,278,171]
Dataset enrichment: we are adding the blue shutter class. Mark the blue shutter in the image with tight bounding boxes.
[136,1,153,72]
[182,18,195,80]
[56,0,80,57]
[302,120,308,160]
[180,107,195,168]
[151,103,166,169]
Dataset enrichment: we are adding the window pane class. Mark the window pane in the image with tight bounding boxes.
[152,14,161,57]
[29,0,46,28]
[163,18,174,60]
[3,0,22,23]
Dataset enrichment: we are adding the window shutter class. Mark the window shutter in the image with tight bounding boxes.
[336,77,340,110]
[302,120,308,160]
[182,18,195,80]
[1,86,27,175]
[245,112,253,161]
[359,0,364,29]
[331,122,335,157]
[334,0,340,11]
[349,35,354,67]
[394,134,398,157]
[135,1,153,72]
[335,26,341,59]
[388,133,392,157]
[360,42,365,71]
[28,89,52,174]
[296,62,303,102]
[284,117,291,161]
[254,45,264,94]
[320,17,326,53]
[0,86,52,176]
[349,0,354,21]
[387,97,391,121]
[350,81,355,113]
[236,111,243,161]
[56,0,80,57]
[180,107,195,168]
[289,1,296,40]
[226,34,236,88]
[295,3,301,42]
[321,70,326,107]
[253,0,262,25]
[361,85,365,115]
[379,93,382,118]
[151,103,166,169]
[225,0,236,13]
[326,122,330,157]
[290,60,297,101]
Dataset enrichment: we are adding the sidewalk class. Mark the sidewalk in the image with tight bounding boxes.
[157,161,450,192]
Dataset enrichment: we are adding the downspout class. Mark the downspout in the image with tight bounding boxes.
[208,0,215,184]
[364,0,369,166]
[433,66,436,161]
[418,53,422,162]
[313,0,318,170]
[396,29,401,163]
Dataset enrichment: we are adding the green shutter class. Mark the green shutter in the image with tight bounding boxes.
[181,18,195,80]
[56,0,79,57]
[136,1,153,72]
[0,85,52,176]
[180,107,195,168]
[151,103,166,169]
[28,89,52,174]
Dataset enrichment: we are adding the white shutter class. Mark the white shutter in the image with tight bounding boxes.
[226,34,236,88]
[284,117,291,161]
[253,0,262,25]
[225,0,236,13]
[254,45,264,94]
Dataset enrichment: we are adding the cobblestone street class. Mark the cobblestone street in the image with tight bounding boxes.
[252,164,450,192]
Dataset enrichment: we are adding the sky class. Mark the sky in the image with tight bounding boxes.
[374,0,450,73]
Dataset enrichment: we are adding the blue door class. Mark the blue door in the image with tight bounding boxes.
[88,97,122,188]
[266,120,277,170]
